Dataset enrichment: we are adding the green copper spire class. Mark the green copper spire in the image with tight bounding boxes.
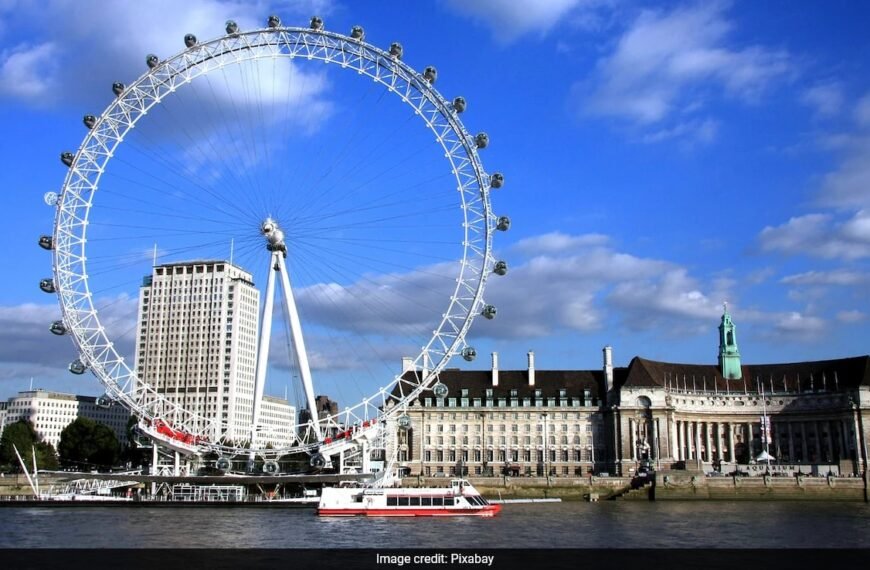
[718,302,742,379]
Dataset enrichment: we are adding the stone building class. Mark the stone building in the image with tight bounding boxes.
[392,308,870,478]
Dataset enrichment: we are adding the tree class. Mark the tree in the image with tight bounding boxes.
[58,417,120,470]
[0,420,59,471]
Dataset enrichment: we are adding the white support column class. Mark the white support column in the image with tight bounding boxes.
[173,451,180,476]
[276,254,322,441]
[694,421,701,462]
[151,443,158,497]
[251,251,279,457]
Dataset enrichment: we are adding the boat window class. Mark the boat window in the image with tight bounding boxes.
[421,497,432,506]
[444,497,455,506]
[387,496,398,506]
[398,497,410,506]
[410,497,421,506]
[433,497,443,506]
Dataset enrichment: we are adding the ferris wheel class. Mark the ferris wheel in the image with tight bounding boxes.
[39,15,508,469]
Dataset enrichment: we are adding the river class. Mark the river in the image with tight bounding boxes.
[2,501,869,549]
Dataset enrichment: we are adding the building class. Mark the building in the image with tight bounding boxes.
[134,260,261,443]
[259,395,295,448]
[391,308,870,478]
[392,351,613,477]
[607,306,870,477]
[0,389,131,449]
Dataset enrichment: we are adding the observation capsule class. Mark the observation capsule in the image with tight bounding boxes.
[462,346,477,362]
[389,42,403,59]
[309,453,326,469]
[268,15,281,28]
[475,132,489,149]
[112,82,125,96]
[350,25,365,40]
[452,96,466,113]
[146,54,159,69]
[83,115,96,129]
[68,359,86,375]
[184,33,197,48]
[60,152,74,167]
[490,172,504,189]
[310,16,323,30]
[397,414,412,430]
[262,460,279,474]
[432,382,449,398]
[95,396,113,408]
[50,320,67,335]
[215,457,231,471]
[482,304,497,320]
[38,235,53,250]
[423,66,437,84]
[225,20,239,35]
[39,278,56,294]
[496,216,511,231]
[493,260,508,276]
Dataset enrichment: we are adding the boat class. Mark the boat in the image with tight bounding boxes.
[317,479,501,517]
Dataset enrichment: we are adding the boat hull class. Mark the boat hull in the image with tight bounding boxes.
[318,504,501,517]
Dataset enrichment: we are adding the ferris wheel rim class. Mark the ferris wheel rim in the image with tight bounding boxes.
[50,21,500,458]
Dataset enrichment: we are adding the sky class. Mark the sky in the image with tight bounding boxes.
[0,0,868,407]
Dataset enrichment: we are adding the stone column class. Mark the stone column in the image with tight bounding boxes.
[705,422,712,463]
[629,418,636,461]
[800,422,809,462]
[812,421,822,462]
[837,419,847,461]
[746,422,753,459]
[824,420,834,463]
[728,423,736,462]
[654,418,661,462]
[669,416,677,461]
[682,421,688,461]
[788,422,795,462]
[716,423,724,461]
[694,421,702,463]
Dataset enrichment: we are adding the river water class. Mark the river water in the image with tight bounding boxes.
[2,501,869,549]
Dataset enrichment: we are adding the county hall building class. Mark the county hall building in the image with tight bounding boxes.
[391,307,870,478]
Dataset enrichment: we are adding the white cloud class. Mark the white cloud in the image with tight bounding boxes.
[800,82,844,118]
[769,311,827,341]
[511,231,610,255]
[444,0,596,43]
[836,310,866,324]
[577,1,790,140]
[0,295,139,387]
[0,0,335,108]
[818,135,870,209]
[757,211,870,260]
[0,42,57,99]
[855,92,870,127]
[781,269,870,286]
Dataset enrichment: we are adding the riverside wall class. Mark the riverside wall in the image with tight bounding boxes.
[653,471,867,501]
[412,473,869,502]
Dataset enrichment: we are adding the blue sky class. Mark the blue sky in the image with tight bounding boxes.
[0,0,868,405]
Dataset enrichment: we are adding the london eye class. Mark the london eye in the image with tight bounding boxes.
[40,15,508,475]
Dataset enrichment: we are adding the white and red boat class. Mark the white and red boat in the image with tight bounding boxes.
[317,479,501,517]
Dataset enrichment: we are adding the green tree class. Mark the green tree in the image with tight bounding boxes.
[58,417,120,470]
[0,420,59,471]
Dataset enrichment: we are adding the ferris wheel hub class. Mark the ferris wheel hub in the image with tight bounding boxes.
[260,218,286,250]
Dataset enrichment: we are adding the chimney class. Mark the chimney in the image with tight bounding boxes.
[491,352,499,387]
[603,345,614,391]
[401,357,414,375]
[528,350,535,386]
